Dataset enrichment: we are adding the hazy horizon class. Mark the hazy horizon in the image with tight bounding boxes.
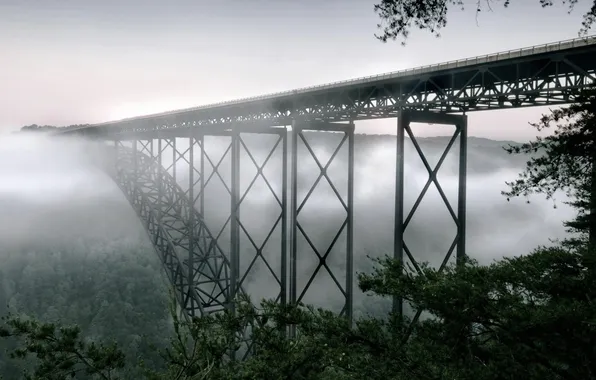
[2,0,595,142]
[0,131,575,315]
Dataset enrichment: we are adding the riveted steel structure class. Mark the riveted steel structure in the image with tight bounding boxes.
[62,36,596,139]
[394,110,468,341]
[55,37,596,331]
[111,137,238,317]
[108,125,290,321]
[290,121,355,332]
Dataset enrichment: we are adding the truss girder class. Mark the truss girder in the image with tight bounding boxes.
[235,130,288,305]
[394,110,467,343]
[193,127,288,309]
[99,110,470,354]
[290,121,355,331]
[112,141,237,317]
[73,47,596,139]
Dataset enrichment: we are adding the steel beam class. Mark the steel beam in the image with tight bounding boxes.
[393,110,467,333]
[60,38,596,139]
[191,125,287,358]
[197,126,287,308]
[290,120,355,331]
[109,111,470,355]
[457,116,468,268]
[393,112,405,318]
[109,136,236,318]
[231,128,240,312]
[237,127,288,305]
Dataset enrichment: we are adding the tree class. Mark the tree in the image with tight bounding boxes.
[20,124,58,132]
[0,314,126,380]
[20,124,89,132]
[373,0,596,44]
[0,295,374,380]
[358,245,596,380]
[503,87,596,248]
[4,243,596,380]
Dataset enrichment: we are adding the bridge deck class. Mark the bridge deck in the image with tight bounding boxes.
[62,36,596,138]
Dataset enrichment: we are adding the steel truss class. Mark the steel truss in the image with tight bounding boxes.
[112,138,236,318]
[111,125,289,317]
[394,110,467,335]
[290,121,355,329]
[104,111,468,355]
[195,126,288,307]
[63,41,596,139]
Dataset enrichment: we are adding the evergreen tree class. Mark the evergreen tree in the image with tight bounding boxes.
[373,0,596,44]
[2,243,596,379]
[503,87,596,248]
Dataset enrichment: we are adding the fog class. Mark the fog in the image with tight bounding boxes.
[0,127,576,318]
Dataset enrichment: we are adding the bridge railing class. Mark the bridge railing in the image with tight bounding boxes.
[245,35,596,97]
[77,35,596,130]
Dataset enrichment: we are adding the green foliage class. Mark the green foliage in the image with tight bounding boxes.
[0,314,126,380]
[3,244,596,379]
[360,245,596,379]
[503,87,596,246]
[373,0,596,44]
[0,237,173,379]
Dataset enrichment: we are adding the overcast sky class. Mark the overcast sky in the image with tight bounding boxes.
[1,0,594,140]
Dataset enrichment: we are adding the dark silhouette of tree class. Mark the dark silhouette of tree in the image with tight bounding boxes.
[3,243,596,379]
[20,124,89,132]
[358,245,596,380]
[21,124,57,132]
[374,0,596,44]
[0,315,126,380]
[503,87,596,248]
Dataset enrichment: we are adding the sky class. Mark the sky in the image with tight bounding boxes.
[1,0,594,141]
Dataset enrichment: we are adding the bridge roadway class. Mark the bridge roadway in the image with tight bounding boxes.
[60,35,596,139]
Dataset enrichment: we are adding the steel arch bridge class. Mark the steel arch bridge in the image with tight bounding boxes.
[55,36,596,327]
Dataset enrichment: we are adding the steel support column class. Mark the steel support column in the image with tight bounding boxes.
[346,122,355,328]
[289,123,298,339]
[281,128,288,308]
[198,126,288,306]
[184,132,231,316]
[290,120,355,330]
[393,110,468,324]
[113,132,236,318]
[196,126,287,358]
[235,127,287,304]
[457,116,468,267]
[230,128,240,311]
[157,138,163,227]
[187,130,197,314]
[133,139,138,200]
[394,112,405,318]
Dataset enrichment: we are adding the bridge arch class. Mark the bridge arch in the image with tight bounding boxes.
[109,142,238,317]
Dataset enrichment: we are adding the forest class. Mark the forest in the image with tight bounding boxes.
[1,88,594,378]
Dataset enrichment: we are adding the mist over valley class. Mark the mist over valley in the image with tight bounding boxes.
[0,130,572,322]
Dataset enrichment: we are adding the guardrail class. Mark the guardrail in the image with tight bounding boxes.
[81,35,596,128]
